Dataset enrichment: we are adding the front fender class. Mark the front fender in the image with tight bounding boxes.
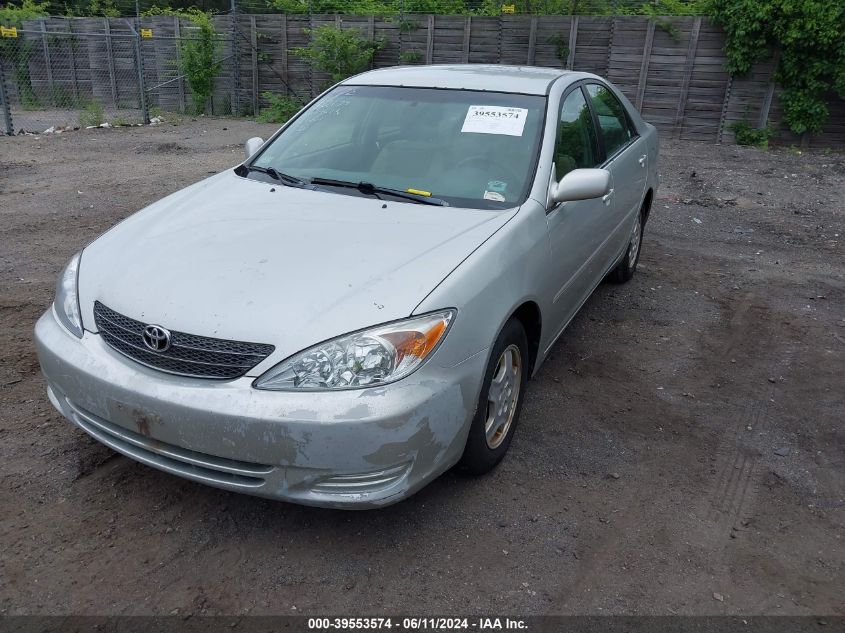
[414,199,551,376]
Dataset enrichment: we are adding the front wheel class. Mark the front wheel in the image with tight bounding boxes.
[459,318,528,475]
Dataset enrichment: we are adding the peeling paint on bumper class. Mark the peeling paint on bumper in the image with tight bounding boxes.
[35,310,487,508]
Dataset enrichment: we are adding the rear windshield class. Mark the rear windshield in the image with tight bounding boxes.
[250,85,546,209]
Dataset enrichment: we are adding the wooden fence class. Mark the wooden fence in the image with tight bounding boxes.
[4,14,844,146]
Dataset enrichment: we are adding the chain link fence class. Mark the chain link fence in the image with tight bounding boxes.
[0,19,148,134]
[0,16,238,135]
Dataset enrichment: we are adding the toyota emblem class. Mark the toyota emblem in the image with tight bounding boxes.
[142,324,171,352]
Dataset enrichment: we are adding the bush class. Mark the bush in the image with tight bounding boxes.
[729,120,775,149]
[708,0,845,135]
[292,25,385,85]
[546,33,569,63]
[257,93,303,124]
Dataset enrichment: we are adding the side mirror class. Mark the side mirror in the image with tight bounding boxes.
[550,168,611,204]
[244,137,264,159]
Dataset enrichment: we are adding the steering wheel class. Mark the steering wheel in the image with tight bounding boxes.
[455,155,521,194]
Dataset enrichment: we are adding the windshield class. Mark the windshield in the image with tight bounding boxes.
[249,85,546,209]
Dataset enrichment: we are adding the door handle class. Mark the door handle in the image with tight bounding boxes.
[602,189,614,205]
[638,155,647,166]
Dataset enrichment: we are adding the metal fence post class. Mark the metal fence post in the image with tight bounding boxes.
[39,19,56,106]
[230,0,240,116]
[103,19,118,107]
[0,60,13,135]
[134,21,150,123]
[250,16,258,114]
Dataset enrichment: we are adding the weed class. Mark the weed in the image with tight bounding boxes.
[79,101,104,127]
[399,50,423,64]
[729,120,775,149]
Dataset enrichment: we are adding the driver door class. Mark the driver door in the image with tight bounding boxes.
[545,86,615,340]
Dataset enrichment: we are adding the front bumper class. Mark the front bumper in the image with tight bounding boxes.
[35,310,486,508]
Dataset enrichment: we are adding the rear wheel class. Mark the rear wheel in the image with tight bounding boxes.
[610,205,644,283]
[459,318,528,475]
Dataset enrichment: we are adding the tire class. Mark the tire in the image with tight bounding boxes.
[609,203,645,284]
[459,318,529,475]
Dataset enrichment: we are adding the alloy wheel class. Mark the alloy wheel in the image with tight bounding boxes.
[628,212,643,269]
[485,344,522,449]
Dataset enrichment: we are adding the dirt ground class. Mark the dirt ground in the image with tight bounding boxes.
[0,118,843,617]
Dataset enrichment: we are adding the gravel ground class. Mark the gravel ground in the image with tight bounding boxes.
[0,118,843,616]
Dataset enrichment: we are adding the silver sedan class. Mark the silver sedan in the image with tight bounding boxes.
[35,65,658,508]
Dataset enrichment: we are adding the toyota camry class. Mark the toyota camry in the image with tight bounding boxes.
[35,65,658,508]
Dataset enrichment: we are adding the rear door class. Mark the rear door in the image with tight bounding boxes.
[585,82,648,261]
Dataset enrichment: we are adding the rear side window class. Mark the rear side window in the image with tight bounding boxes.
[554,89,600,178]
[586,83,634,157]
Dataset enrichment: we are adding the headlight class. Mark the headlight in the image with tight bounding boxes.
[254,310,455,391]
[54,251,83,338]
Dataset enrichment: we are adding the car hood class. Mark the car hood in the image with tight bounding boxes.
[78,170,515,370]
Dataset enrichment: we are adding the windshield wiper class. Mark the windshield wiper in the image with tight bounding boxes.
[236,164,308,188]
[309,178,449,206]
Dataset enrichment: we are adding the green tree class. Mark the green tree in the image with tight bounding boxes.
[270,0,395,13]
[402,0,466,13]
[0,0,48,23]
[0,0,49,108]
[144,8,222,114]
[86,0,120,17]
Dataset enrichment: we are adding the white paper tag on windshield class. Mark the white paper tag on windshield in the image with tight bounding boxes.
[461,105,528,136]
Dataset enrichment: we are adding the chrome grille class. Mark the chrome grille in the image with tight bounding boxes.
[93,301,274,379]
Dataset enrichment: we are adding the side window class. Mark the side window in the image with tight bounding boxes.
[586,83,634,157]
[554,89,600,179]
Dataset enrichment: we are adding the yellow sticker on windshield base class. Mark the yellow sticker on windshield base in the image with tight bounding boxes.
[406,188,431,197]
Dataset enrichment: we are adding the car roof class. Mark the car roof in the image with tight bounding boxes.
[342,64,592,96]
